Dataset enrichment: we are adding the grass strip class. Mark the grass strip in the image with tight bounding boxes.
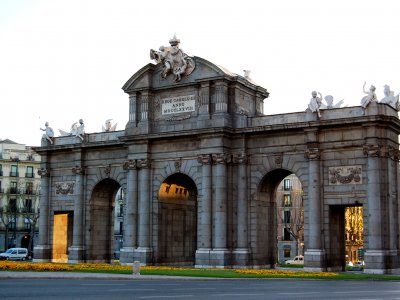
[1,261,400,280]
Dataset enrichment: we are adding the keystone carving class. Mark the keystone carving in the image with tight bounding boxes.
[55,182,75,195]
[329,166,362,185]
[37,168,50,177]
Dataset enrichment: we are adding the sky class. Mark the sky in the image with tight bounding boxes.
[1,0,400,146]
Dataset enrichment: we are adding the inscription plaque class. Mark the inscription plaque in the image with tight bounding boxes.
[161,95,196,115]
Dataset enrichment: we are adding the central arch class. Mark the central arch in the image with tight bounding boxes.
[157,173,197,265]
[88,178,120,263]
[257,168,295,266]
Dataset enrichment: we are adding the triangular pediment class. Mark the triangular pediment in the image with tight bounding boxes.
[122,57,239,93]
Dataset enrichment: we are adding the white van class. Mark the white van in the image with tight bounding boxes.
[0,248,28,261]
[285,255,304,265]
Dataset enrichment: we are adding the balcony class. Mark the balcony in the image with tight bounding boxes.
[25,173,35,178]
[8,188,19,194]
[9,171,19,177]
[0,170,3,176]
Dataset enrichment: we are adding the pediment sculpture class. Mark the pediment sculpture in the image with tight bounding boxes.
[150,35,196,82]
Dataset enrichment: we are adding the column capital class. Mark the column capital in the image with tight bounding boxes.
[232,153,248,164]
[123,159,137,170]
[137,158,151,169]
[72,165,85,175]
[212,153,231,164]
[363,144,382,157]
[305,148,320,160]
[197,154,212,165]
[388,146,400,161]
[38,168,50,177]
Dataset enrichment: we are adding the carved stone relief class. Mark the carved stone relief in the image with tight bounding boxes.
[55,182,75,195]
[329,166,362,185]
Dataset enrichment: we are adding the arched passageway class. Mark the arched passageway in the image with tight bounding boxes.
[157,173,197,265]
[88,178,120,263]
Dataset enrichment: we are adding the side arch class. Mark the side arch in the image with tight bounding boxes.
[87,178,121,263]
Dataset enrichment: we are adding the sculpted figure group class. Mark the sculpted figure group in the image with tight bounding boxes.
[307,82,399,117]
[150,35,195,82]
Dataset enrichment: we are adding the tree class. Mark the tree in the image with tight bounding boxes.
[0,203,17,250]
[18,186,40,251]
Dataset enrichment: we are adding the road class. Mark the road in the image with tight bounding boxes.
[1,278,400,300]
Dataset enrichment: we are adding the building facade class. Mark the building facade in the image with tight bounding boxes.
[33,43,400,274]
[276,174,304,263]
[0,139,41,252]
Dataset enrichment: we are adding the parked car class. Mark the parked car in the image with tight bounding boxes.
[26,250,33,260]
[285,255,304,265]
[0,248,29,261]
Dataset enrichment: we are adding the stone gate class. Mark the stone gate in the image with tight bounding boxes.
[33,40,400,274]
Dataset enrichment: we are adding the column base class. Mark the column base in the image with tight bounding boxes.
[364,250,399,274]
[132,247,153,265]
[119,247,136,265]
[33,245,52,262]
[304,249,326,271]
[68,246,85,263]
[209,248,231,268]
[232,248,250,268]
[195,248,212,268]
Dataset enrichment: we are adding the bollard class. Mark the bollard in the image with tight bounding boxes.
[133,260,140,275]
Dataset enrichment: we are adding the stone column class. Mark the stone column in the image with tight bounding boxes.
[33,168,51,262]
[214,81,228,113]
[363,144,387,273]
[195,154,212,267]
[210,153,230,266]
[120,160,138,265]
[68,165,85,263]
[129,93,137,125]
[232,153,249,266]
[387,147,399,271]
[133,158,153,263]
[304,147,325,271]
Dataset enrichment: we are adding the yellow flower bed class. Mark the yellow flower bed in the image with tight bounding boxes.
[0,261,337,278]
[235,269,338,277]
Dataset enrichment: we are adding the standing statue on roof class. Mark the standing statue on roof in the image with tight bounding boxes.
[308,91,323,118]
[380,84,400,110]
[361,82,377,114]
[40,122,54,145]
[150,34,196,82]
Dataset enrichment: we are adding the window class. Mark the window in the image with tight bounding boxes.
[0,164,3,176]
[0,180,2,193]
[10,165,19,177]
[9,217,16,229]
[25,182,34,195]
[118,203,123,217]
[10,198,17,213]
[283,179,291,191]
[119,222,123,235]
[10,181,18,194]
[25,218,32,230]
[26,166,34,178]
[283,247,291,258]
[284,210,291,224]
[283,195,292,207]
[283,228,291,241]
[25,199,33,213]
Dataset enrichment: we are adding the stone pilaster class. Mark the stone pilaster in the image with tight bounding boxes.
[304,147,325,271]
[387,147,400,272]
[33,168,51,262]
[133,158,153,263]
[232,153,249,266]
[68,165,85,263]
[210,153,230,266]
[120,160,138,265]
[363,144,391,274]
[195,154,212,267]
